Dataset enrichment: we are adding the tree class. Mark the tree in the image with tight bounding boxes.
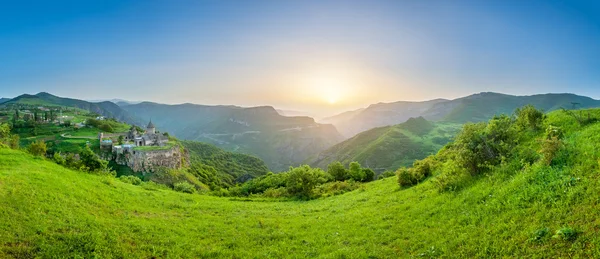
[362,168,375,182]
[118,135,124,145]
[80,146,108,172]
[28,140,47,156]
[349,161,366,182]
[286,165,327,198]
[327,161,349,181]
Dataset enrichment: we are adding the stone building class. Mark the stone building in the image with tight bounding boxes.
[124,120,169,147]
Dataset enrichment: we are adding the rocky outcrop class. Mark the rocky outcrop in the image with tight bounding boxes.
[126,146,183,173]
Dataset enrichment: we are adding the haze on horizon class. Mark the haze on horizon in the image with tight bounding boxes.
[1,0,599,118]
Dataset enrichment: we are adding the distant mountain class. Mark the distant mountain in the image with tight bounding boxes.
[323,99,447,137]
[325,93,600,138]
[0,98,10,104]
[2,92,143,125]
[88,98,142,106]
[122,102,344,172]
[306,117,461,172]
[275,109,318,118]
[422,92,600,122]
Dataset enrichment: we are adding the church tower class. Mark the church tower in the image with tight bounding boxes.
[146,120,156,134]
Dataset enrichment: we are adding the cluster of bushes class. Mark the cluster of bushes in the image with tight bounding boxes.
[328,161,375,182]
[396,157,433,187]
[395,105,568,192]
[229,162,374,199]
[53,146,111,174]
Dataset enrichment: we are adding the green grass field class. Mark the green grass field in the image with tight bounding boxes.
[2,109,600,258]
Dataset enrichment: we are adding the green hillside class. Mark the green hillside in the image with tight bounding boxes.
[2,107,600,257]
[308,117,461,172]
[2,92,142,126]
[182,141,270,185]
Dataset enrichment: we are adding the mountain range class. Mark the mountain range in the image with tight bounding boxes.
[323,92,600,138]
[120,102,344,172]
[4,91,600,172]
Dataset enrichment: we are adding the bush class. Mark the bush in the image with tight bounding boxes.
[515,105,545,131]
[53,152,66,166]
[174,182,196,194]
[362,168,375,182]
[540,137,562,166]
[314,181,360,197]
[262,187,288,198]
[412,158,433,181]
[396,168,416,187]
[453,115,518,175]
[286,165,328,199]
[80,146,108,172]
[432,160,471,192]
[327,161,349,181]
[119,175,142,185]
[28,140,47,157]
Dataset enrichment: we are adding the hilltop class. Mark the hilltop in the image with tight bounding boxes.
[2,107,600,257]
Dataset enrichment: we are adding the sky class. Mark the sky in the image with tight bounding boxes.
[1,0,599,117]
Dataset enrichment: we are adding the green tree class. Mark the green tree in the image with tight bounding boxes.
[28,140,47,156]
[362,168,375,182]
[286,165,327,198]
[118,135,124,145]
[327,161,349,181]
[349,161,366,182]
[80,146,108,172]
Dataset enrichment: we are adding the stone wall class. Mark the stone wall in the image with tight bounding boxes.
[126,146,183,173]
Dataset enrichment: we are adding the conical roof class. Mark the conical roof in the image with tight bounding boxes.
[147,120,155,129]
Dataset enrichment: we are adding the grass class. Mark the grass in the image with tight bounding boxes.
[2,109,600,257]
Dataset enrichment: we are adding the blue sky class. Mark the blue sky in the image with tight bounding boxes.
[1,0,599,116]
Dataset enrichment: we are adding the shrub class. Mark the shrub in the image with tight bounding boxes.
[540,137,562,166]
[28,140,47,157]
[53,152,66,166]
[174,181,196,194]
[412,158,433,181]
[262,187,288,198]
[432,160,471,192]
[80,146,108,172]
[396,168,416,187]
[362,168,375,182]
[453,115,518,175]
[327,161,349,181]
[314,181,360,197]
[119,175,142,185]
[286,165,328,199]
[515,105,545,131]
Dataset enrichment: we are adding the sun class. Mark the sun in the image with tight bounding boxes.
[327,96,338,104]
